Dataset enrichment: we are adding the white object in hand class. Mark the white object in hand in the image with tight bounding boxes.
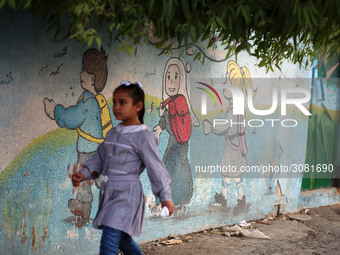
[160,206,169,218]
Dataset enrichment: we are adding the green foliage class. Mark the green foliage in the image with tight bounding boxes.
[2,0,340,70]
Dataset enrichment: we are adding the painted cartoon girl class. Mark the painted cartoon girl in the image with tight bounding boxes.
[154,57,199,208]
[203,60,256,215]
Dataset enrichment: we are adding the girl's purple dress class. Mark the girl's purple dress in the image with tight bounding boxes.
[80,124,172,236]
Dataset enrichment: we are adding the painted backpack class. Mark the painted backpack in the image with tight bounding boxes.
[162,94,191,144]
[77,93,113,143]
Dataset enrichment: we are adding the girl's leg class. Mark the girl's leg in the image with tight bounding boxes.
[119,232,143,255]
[100,226,122,255]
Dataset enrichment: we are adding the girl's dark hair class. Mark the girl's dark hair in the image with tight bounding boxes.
[115,83,145,124]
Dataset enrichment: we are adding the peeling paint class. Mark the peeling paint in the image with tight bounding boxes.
[66,229,79,240]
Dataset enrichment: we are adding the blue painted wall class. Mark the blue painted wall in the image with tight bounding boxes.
[1,9,339,254]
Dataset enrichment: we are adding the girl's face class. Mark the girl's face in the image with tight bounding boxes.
[112,88,142,126]
[165,64,180,97]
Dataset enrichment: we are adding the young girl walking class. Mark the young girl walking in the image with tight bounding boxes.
[72,81,175,255]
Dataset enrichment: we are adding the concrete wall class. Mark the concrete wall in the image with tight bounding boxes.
[1,9,339,254]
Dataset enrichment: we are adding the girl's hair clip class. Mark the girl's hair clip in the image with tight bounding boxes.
[120,80,143,90]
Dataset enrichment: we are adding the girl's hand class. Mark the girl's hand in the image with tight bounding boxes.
[72,172,84,187]
[161,201,175,216]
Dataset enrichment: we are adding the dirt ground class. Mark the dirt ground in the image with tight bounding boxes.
[140,203,340,255]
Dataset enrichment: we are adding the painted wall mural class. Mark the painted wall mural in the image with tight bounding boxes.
[202,61,256,215]
[1,9,339,255]
[43,48,112,226]
[153,57,199,209]
[1,48,112,251]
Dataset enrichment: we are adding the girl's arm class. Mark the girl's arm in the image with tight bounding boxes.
[78,142,106,180]
[139,131,172,203]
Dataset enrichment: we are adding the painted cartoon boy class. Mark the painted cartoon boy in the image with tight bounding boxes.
[43,48,111,220]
